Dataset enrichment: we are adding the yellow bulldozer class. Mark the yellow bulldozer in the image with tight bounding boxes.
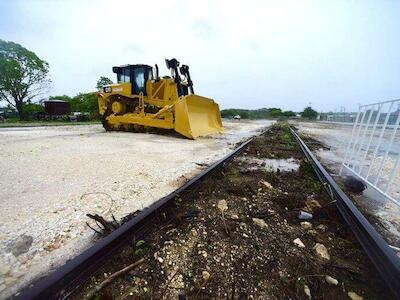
[97,58,223,139]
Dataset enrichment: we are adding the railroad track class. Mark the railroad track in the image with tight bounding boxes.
[16,128,400,299]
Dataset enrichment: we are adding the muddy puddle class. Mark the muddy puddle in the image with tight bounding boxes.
[72,123,392,300]
[238,157,300,172]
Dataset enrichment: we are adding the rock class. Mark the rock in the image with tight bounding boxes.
[314,243,330,260]
[259,180,273,189]
[325,275,338,285]
[344,176,366,194]
[252,218,268,229]
[293,238,305,248]
[44,242,61,252]
[304,199,321,212]
[304,285,311,299]
[191,228,198,236]
[316,224,327,232]
[348,291,363,300]
[6,235,33,256]
[199,250,207,258]
[202,270,210,281]
[230,214,239,220]
[154,252,163,263]
[300,221,312,229]
[217,200,228,213]
[0,264,10,276]
[0,284,6,293]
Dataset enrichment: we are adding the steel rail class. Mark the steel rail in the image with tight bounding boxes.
[290,128,400,298]
[16,137,255,300]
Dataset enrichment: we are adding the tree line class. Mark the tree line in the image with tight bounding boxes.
[221,107,318,119]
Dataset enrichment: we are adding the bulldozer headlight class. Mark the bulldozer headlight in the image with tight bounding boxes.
[103,86,112,93]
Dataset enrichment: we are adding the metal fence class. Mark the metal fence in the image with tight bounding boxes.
[340,99,400,206]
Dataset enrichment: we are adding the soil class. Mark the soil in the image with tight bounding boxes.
[73,123,391,300]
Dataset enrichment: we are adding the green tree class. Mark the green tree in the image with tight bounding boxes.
[72,92,98,118]
[282,110,296,117]
[23,100,44,118]
[268,107,283,117]
[0,39,50,120]
[96,76,113,90]
[301,106,318,119]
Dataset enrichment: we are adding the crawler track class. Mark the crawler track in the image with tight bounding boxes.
[16,127,400,299]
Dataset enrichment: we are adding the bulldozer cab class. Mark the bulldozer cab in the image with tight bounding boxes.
[112,65,153,95]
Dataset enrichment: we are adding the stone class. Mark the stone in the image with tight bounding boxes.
[304,285,311,299]
[300,221,312,229]
[344,176,366,194]
[348,291,363,300]
[217,200,228,213]
[325,275,338,285]
[6,234,33,256]
[0,264,10,276]
[316,224,327,232]
[293,238,305,248]
[252,218,268,229]
[154,252,163,263]
[314,243,330,260]
[230,214,239,220]
[304,199,321,212]
[260,180,273,189]
[202,270,210,281]
[44,242,61,252]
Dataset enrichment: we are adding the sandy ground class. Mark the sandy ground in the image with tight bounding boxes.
[294,121,400,247]
[0,119,273,298]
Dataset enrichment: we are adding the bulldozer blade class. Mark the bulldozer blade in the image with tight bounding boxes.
[174,95,223,139]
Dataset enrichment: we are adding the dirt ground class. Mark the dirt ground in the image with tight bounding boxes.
[0,119,273,299]
[74,124,391,300]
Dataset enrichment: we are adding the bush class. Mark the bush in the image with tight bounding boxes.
[22,101,44,120]
[301,106,318,119]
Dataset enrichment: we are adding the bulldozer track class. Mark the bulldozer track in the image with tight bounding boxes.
[16,127,400,299]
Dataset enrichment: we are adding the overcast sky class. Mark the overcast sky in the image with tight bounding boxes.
[1,0,399,112]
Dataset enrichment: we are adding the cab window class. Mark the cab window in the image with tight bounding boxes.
[118,68,130,83]
[133,67,145,93]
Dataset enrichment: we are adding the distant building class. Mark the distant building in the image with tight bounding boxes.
[319,112,357,123]
[44,100,70,116]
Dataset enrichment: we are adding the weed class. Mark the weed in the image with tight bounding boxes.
[175,195,182,207]
[134,240,147,257]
